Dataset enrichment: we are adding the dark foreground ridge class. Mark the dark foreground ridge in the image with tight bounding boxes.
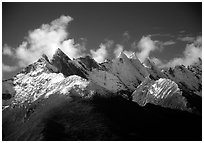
[3,93,201,141]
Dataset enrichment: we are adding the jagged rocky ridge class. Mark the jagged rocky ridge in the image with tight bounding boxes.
[3,48,201,111]
[2,48,202,140]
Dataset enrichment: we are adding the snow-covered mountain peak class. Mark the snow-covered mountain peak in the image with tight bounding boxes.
[2,47,202,114]
[20,55,50,75]
[104,52,149,91]
[2,45,202,141]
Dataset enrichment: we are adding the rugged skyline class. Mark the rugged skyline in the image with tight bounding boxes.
[2,2,202,79]
[3,42,202,140]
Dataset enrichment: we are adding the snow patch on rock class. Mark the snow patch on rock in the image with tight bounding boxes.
[132,77,189,111]
[109,52,149,91]
[89,69,128,93]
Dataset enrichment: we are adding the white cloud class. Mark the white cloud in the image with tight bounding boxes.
[162,36,202,67]
[177,36,195,42]
[113,44,135,58]
[61,39,86,59]
[3,15,87,68]
[3,44,14,56]
[90,44,108,63]
[122,31,130,41]
[151,33,174,38]
[104,40,114,48]
[2,63,18,72]
[162,40,176,46]
[90,40,114,63]
[131,41,137,49]
[114,44,124,58]
[150,57,163,66]
[135,35,176,63]
[136,35,158,62]
[114,35,175,61]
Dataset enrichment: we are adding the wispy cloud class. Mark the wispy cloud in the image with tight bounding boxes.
[155,40,176,52]
[162,36,202,67]
[122,31,130,42]
[151,33,174,38]
[162,40,176,46]
[2,63,18,72]
[3,44,14,56]
[177,36,195,42]
[3,15,87,68]
[179,30,185,34]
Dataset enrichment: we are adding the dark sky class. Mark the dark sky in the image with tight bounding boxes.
[2,2,202,79]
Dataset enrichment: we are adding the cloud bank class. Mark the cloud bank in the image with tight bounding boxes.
[2,17,201,74]
[163,36,202,67]
[3,15,87,72]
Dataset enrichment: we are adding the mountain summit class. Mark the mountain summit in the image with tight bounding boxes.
[2,49,202,141]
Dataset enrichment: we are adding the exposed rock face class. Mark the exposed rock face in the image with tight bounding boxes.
[164,65,201,96]
[132,76,189,111]
[2,49,201,111]
[50,48,88,79]
[76,55,100,70]
[88,69,128,93]
[103,52,149,91]
[143,58,167,80]
[160,63,202,113]
[2,56,92,107]
[188,58,202,79]
[2,48,202,141]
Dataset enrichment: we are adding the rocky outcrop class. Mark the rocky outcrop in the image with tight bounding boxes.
[103,52,149,91]
[2,48,202,141]
[132,76,189,111]
[143,58,167,80]
[50,48,88,79]
[164,65,201,97]
[76,55,100,70]
[88,69,128,93]
[2,48,202,113]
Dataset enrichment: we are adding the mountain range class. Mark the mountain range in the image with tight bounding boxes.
[2,48,202,141]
